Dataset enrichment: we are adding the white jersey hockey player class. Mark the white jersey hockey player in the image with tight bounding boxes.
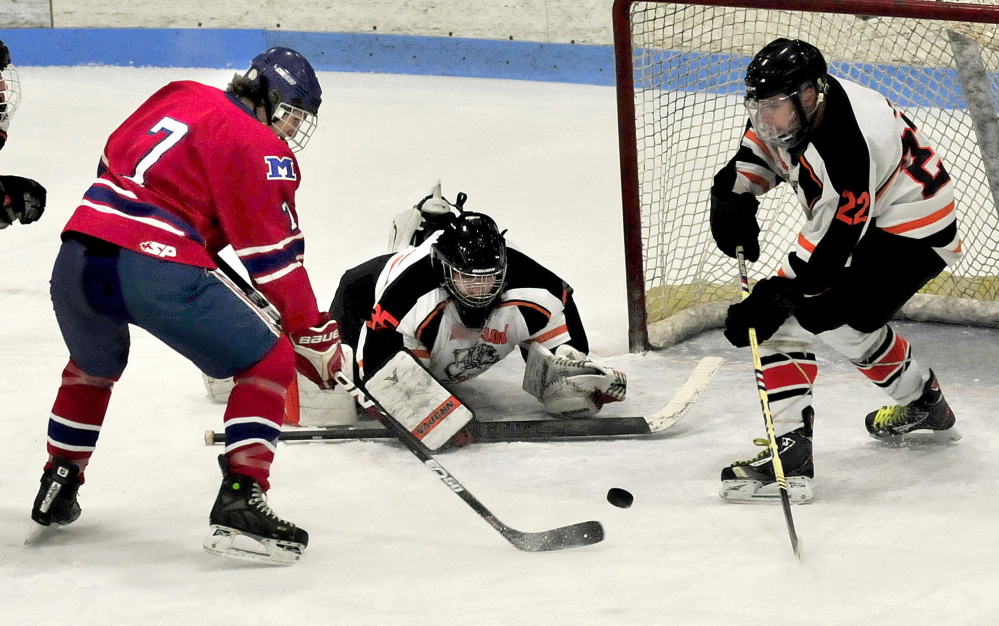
[329,185,626,447]
[710,38,961,503]
[0,38,46,230]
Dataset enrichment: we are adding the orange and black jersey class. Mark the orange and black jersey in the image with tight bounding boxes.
[716,75,962,296]
[330,233,587,383]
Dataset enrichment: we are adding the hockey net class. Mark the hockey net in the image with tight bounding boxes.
[614,0,999,350]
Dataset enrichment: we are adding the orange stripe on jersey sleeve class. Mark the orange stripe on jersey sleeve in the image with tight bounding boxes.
[415,301,449,343]
[411,348,431,359]
[499,300,552,318]
[745,129,774,161]
[797,232,817,253]
[529,324,569,345]
[738,170,771,192]
[798,155,822,189]
[881,201,954,235]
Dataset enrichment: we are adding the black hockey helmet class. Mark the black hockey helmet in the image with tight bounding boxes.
[744,38,828,149]
[231,47,322,152]
[432,211,508,319]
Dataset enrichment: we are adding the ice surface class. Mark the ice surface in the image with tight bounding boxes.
[1,67,998,625]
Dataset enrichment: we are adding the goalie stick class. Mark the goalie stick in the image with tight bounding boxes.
[211,254,604,552]
[204,356,722,444]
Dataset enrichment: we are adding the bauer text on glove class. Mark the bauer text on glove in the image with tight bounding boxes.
[291,317,344,389]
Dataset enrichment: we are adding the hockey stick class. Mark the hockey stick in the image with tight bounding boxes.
[205,356,722,444]
[333,370,604,551]
[211,254,604,552]
[737,247,803,559]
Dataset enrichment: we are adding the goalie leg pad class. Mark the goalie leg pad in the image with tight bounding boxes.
[365,350,473,450]
[298,345,358,427]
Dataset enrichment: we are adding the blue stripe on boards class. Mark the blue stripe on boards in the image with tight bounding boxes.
[0,28,981,104]
[0,28,616,86]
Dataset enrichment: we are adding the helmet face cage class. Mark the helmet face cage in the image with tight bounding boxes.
[440,260,507,309]
[0,64,21,133]
[745,88,810,148]
[270,101,317,152]
[433,212,508,310]
[244,47,322,152]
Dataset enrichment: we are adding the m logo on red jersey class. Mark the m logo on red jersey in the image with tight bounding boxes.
[366,304,400,331]
[265,156,296,181]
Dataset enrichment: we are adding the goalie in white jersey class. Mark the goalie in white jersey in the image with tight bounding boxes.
[329,184,626,447]
[711,38,961,502]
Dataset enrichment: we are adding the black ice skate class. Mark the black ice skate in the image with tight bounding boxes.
[26,457,83,544]
[203,455,308,566]
[865,369,960,444]
[720,408,815,503]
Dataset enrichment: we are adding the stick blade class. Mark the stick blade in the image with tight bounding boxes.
[646,356,723,432]
[502,520,605,552]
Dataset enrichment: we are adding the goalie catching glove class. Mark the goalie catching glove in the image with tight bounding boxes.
[290,316,345,390]
[522,344,627,418]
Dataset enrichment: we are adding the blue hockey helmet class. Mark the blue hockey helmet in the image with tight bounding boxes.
[241,47,322,151]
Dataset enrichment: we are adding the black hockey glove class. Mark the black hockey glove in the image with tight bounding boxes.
[0,175,46,226]
[710,187,761,262]
[792,291,847,335]
[723,276,798,347]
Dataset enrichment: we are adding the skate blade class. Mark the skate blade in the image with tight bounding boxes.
[871,427,962,446]
[203,526,305,566]
[24,522,53,545]
[720,476,813,504]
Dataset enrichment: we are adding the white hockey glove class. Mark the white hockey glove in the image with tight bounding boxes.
[365,350,475,450]
[290,317,345,390]
[522,343,627,418]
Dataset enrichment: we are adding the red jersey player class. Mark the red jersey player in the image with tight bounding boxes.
[30,47,340,565]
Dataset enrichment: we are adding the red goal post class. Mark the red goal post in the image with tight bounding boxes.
[614,0,999,351]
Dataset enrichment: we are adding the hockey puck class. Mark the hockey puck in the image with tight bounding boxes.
[606,488,634,509]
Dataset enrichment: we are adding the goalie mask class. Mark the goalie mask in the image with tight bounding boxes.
[432,212,508,327]
[744,38,828,150]
[237,47,322,152]
[0,40,21,150]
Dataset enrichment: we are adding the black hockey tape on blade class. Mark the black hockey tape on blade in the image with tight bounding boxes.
[606,488,634,509]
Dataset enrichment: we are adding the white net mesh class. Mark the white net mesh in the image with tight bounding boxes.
[621,0,999,347]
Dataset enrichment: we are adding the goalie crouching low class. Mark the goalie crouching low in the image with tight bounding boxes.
[327,183,627,449]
